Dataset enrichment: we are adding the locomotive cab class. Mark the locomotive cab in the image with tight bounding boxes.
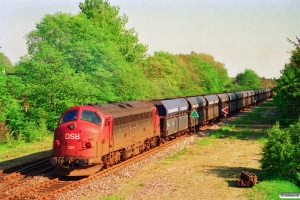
[50,106,107,176]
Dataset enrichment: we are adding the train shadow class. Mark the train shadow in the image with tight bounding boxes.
[0,149,52,170]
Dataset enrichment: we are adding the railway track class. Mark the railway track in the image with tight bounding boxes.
[1,134,191,200]
[0,158,54,199]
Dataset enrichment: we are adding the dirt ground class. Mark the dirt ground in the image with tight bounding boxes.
[103,103,276,200]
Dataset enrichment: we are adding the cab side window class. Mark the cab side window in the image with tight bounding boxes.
[81,110,101,125]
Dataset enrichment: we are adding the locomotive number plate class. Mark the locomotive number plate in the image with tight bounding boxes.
[68,146,75,149]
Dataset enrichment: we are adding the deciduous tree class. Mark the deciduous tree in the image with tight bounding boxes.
[274,37,300,122]
[235,69,261,89]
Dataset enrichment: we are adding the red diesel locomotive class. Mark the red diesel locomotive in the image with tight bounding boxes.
[50,89,272,176]
[50,101,161,176]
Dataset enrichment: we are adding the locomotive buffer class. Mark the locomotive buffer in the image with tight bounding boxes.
[190,109,199,134]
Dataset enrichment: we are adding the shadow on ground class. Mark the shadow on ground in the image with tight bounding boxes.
[204,165,280,188]
[0,149,52,170]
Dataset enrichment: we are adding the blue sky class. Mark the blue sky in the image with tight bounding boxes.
[0,0,299,78]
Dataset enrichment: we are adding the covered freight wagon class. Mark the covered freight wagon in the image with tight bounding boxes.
[150,98,189,138]
[203,94,219,121]
[185,96,207,128]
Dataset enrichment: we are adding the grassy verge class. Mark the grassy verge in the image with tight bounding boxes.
[0,135,53,166]
[248,177,300,200]
[208,100,300,200]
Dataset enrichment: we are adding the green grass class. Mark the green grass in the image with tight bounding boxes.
[195,138,214,146]
[208,100,278,142]
[165,147,188,161]
[138,183,146,187]
[249,179,300,200]
[0,135,53,162]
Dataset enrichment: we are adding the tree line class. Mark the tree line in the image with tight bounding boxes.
[0,0,275,143]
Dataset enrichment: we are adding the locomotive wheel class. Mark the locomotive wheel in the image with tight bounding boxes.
[102,155,109,169]
[150,137,157,148]
[144,140,151,151]
[113,151,121,165]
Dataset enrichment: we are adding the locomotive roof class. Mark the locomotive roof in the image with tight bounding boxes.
[91,101,154,119]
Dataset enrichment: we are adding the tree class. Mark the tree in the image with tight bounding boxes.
[273,36,300,122]
[141,52,181,98]
[197,53,231,90]
[189,53,222,93]
[79,0,148,64]
[18,4,152,129]
[0,53,13,73]
[0,72,26,142]
[260,77,276,88]
[235,69,261,90]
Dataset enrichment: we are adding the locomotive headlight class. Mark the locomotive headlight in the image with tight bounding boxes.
[69,123,76,130]
[54,140,60,147]
[86,141,92,148]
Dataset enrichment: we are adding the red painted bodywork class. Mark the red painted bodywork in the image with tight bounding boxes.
[52,105,160,166]
[53,106,111,161]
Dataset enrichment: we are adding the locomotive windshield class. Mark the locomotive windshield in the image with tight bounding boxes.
[60,110,78,124]
[80,110,101,125]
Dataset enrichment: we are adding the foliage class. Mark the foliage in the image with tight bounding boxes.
[17,3,152,130]
[260,77,276,88]
[197,53,231,90]
[261,120,300,184]
[142,52,187,98]
[0,72,26,143]
[79,0,148,64]
[235,69,262,90]
[141,52,230,98]
[189,53,222,93]
[273,37,300,123]
[0,53,13,73]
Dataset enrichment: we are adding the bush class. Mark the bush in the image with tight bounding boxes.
[261,119,300,184]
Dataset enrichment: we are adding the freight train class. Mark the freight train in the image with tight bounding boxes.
[50,88,272,176]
